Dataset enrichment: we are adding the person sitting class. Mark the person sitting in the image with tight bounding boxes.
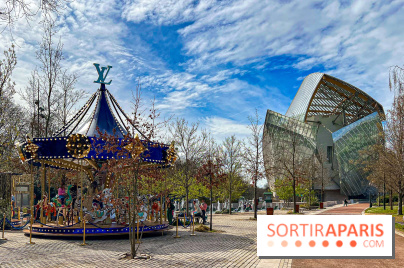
[92,195,104,209]
[11,194,15,218]
[58,183,67,207]
[151,200,160,221]
[46,203,57,221]
[70,182,80,209]
[193,200,202,222]
[200,200,207,224]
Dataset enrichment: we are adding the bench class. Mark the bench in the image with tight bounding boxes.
[194,215,208,224]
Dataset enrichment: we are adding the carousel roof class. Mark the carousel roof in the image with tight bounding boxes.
[15,64,175,171]
[53,84,130,138]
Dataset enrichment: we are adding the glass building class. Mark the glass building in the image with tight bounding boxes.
[263,73,385,199]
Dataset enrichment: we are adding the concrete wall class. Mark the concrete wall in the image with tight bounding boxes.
[324,189,347,202]
[307,114,345,191]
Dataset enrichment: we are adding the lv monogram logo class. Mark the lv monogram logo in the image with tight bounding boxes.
[93,63,113,85]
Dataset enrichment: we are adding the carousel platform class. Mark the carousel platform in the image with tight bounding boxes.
[11,219,22,228]
[23,221,171,238]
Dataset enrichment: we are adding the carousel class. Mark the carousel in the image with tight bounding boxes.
[15,63,176,238]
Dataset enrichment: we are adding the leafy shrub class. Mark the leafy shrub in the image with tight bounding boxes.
[195,225,209,232]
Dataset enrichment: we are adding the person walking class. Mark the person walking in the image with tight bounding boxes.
[200,200,207,224]
[167,198,175,225]
[344,199,348,207]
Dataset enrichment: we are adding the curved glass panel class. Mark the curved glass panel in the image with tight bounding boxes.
[332,112,383,197]
[263,110,317,189]
[286,72,324,121]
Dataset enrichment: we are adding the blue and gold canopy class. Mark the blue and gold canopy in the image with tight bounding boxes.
[16,65,175,173]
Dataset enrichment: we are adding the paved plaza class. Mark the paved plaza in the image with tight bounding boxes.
[0,212,269,268]
[1,205,403,268]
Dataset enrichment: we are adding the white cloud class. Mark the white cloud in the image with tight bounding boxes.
[3,0,404,141]
[204,116,251,142]
[121,0,404,110]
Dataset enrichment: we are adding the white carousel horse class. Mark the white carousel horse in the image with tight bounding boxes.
[93,209,108,224]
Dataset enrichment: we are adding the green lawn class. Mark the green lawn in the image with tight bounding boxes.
[365,206,398,215]
[365,206,404,232]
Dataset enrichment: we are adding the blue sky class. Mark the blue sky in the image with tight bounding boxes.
[2,0,404,141]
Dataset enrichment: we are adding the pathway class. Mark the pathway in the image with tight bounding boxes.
[293,203,404,268]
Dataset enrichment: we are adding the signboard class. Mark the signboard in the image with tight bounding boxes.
[257,215,394,259]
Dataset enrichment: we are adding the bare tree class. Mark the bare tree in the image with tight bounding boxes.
[384,97,404,215]
[222,135,243,214]
[363,66,404,215]
[0,44,16,100]
[93,82,171,259]
[0,45,26,172]
[385,66,404,215]
[19,70,45,136]
[54,70,84,134]
[19,20,82,137]
[169,118,207,216]
[0,0,67,31]
[263,111,316,213]
[37,19,63,137]
[197,134,225,231]
[245,110,264,219]
[314,145,330,203]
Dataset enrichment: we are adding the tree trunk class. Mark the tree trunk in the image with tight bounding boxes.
[130,170,139,259]
[378,192,380,207]
[229,176,232,215]
[398,182,403,216]
[254,178,257,219]
[293,178,296,213]
[210,176,213,231]
[321,166,324,202]
[383,182,386,210]
[186,185,189,218]
[390,189,393,210]
[308,179,312,209]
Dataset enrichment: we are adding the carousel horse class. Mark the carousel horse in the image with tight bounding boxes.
[65,185,73,207]
[136,202,148,223]
[137,211,148,223]
[102,188,112,200]
[110,208,116,222]
[51,194,62,207]
[34,200,45,220]
[91,202,109,224]
[93,209,108,224]
[46,203,57,221]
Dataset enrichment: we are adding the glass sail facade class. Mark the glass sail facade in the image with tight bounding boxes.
[263,72,385,199]
[332,112,383,197]
[263,110,317,189]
